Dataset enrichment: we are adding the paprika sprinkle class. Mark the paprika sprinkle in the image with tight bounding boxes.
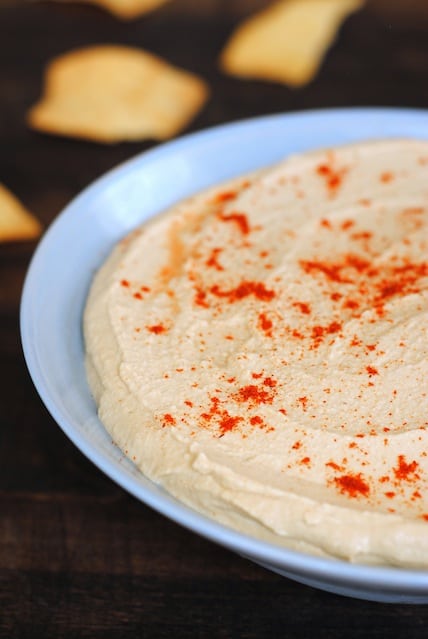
[85,139,428,568]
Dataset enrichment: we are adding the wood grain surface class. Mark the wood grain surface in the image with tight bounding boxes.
[1,2,428,637]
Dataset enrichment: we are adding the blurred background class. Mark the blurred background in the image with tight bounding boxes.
[2,0,428,226]
[1,1,428,636]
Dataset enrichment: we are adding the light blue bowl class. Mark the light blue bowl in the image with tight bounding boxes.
[21,108,428,603]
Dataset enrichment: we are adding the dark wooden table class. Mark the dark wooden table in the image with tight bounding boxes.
[2,1,428,636]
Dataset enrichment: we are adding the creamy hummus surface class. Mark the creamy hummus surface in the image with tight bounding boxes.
[84,139,428,567]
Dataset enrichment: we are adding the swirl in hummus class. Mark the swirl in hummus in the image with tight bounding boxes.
[84,139,428,567]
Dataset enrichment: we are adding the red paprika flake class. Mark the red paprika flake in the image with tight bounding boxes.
[199,395,244,436]
[341,219,355,231]
[205,247,224,271]
[292,301,311,315]
[311,325,324,339]
[258,312,273,337]
[219,414,243,434]
[366,365,379,377]
[300,254,370,284]
[342,298,360,311]
[194,286,209,308]
[298,396,308,410]
[326,461,342,471]
[162,413,176,427]
[235,384,274,405]
[291,329,304,340]
[351,231,373,241]
[374,261,428,303]
[213,190,237,203]
[393,455,420,482]
[218,211,250,235]
[263,377,277,388]
[146,324,167,334]
[380,171,394,183]
[333,473,370,499]
[326,320,342,334]
[299,259,350,284]
[310,320,342,347]
[210,280,276,303]
[316,162,347,194]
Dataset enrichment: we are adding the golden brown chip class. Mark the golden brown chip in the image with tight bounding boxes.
[0,184,42,243]
[49,0,170,20]
[27,46,209,143]
[220,0,365,87]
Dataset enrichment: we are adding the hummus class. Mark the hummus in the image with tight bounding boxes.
[84,139,428,567]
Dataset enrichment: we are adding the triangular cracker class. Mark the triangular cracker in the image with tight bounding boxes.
[220,0,364,87]
[0,184,42,243]
[27,45,209,144]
